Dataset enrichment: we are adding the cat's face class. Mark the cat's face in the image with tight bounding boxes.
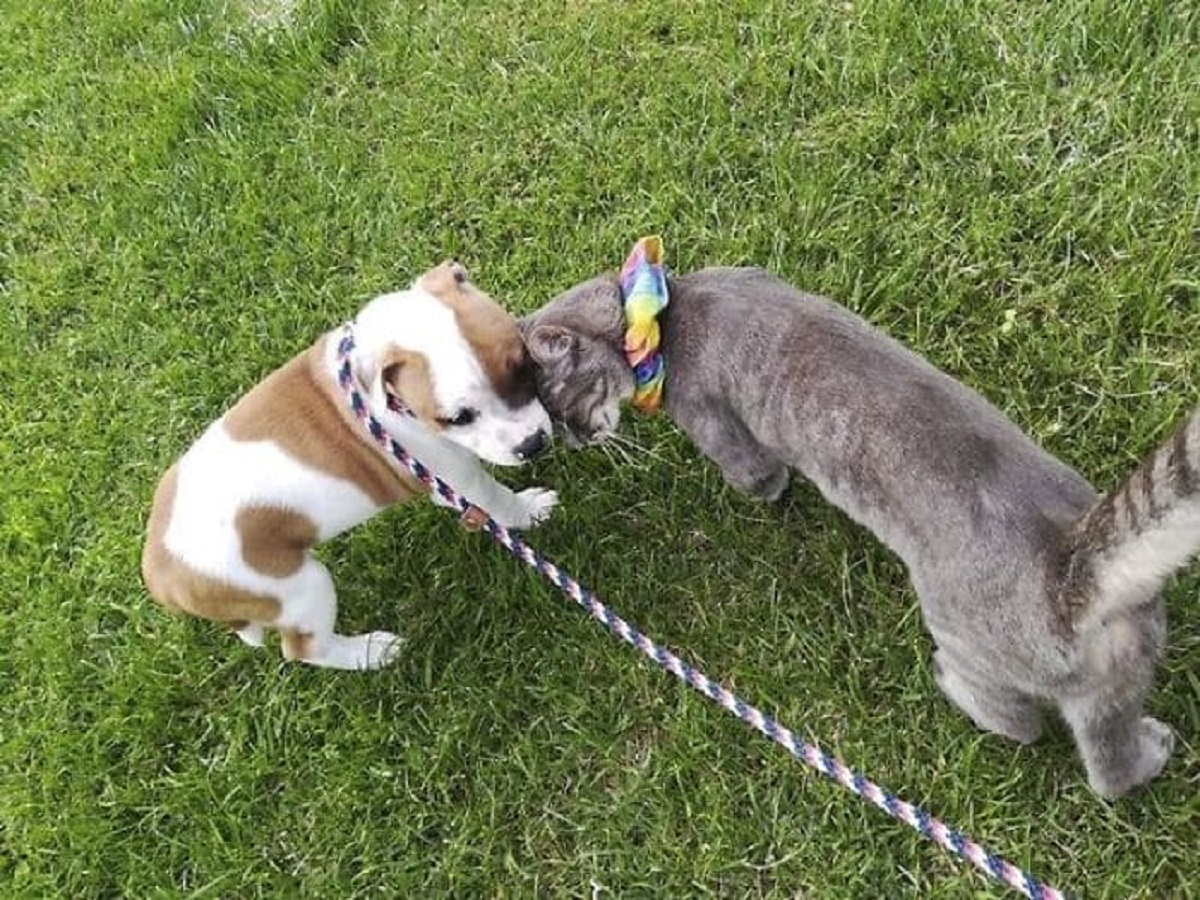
[521,275,635,446]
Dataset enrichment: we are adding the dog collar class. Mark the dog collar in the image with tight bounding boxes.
[620,235,669,415]
[335,326,412,419]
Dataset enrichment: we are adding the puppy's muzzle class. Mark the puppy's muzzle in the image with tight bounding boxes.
[513,428,550,461]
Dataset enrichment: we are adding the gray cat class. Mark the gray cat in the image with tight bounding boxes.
[521,265,1199,798]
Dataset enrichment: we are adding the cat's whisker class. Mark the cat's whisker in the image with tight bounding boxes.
[596,441,621,469]
[595,437,628,467]
[607,431,667,465]
[602,438,636,468]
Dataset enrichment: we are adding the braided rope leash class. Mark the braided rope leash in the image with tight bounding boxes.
[336,327,1068,900]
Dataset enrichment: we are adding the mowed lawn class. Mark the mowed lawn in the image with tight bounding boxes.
[2,0,1198,896]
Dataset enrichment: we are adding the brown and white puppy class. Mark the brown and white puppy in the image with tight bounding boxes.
[142,261,557,670]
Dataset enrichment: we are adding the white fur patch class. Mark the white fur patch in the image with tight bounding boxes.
[352,285,550,467]
[241,0,297,32]
[164,419,380,594]
[1093,501,1200,619]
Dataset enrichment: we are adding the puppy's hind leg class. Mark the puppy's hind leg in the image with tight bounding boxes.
[278,558,402,671]
[232,621,266,648]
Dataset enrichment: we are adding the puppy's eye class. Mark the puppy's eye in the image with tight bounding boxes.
[438,408,478,427]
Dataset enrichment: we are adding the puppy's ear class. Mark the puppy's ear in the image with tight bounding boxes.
[375,346,438,422]
[526,325,577,363]
[419,259,469,294]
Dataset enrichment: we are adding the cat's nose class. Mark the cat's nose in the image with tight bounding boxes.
[514,428,549,460]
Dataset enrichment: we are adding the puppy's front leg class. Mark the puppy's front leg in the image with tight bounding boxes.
[390,419,559,529]
[448,461,558,530]
[427,487,489,531]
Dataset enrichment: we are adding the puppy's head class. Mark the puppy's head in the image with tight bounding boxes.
[355,261,551,466]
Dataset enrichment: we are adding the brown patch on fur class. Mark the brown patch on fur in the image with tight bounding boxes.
[419,260,537,409]
[1056,411,1200,635]
[225,341,426,505]
[280,628,315,661]
[1120,473,1140,531]
[1139,460,1159,520]
[376,345,441,424]
[1169,422,1196,495]
[142,465,282,624]
[458,504,490,531]
[235,506,318,577]
[1050,535,1091,638]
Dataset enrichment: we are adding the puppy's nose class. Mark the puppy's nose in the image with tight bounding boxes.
[514,428,549,460]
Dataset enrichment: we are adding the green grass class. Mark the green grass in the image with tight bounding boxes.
[2,0,1198,895]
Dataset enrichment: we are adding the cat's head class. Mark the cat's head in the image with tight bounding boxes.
[520,273,635,446]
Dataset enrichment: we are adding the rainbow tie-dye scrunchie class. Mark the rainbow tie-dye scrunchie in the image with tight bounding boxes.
[620,235,669,414]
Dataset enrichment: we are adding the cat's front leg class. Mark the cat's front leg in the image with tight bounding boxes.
[709,441,790,501]
[681,409,789,501]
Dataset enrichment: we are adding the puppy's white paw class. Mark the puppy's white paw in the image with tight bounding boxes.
[512,487,558,529]
[356,631,404,670]
[234,622,266,648]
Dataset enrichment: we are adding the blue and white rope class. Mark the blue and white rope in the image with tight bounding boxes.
[336,326,1068,900]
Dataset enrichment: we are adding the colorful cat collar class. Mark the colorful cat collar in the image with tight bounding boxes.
[620,235,669,414]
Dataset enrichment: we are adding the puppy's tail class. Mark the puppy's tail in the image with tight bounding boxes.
[1061,405,1200,629]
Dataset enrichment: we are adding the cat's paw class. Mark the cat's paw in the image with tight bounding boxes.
[1133,716,1174,782]
[723,462,789,502]
[750,467,790,502]
[513,487,558,528]
[1088,716,1174,798]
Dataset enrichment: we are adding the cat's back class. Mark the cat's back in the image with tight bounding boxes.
[671,267,901,366]
[668,267,1097,554]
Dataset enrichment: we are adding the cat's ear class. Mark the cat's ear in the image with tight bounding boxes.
[526,325,577,363]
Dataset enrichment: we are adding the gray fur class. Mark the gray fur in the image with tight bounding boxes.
[522,266,1200,799]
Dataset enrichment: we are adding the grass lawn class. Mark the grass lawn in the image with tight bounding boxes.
[3,0,1198,895]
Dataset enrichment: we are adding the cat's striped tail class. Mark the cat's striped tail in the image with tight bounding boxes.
[1064,405,1200,627]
